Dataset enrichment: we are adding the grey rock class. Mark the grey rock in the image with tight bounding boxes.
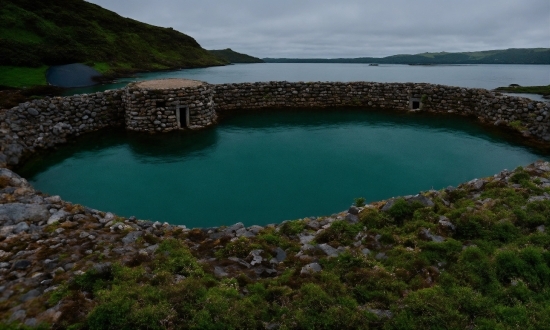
[361,248,372,256]
[306,221,320,230]
[537,225,545,233]
[145,244,159,254]
[209,231,232,240]
[27,108,39,116]
[300,262,322,275]
[225,222,245,233]
[20,289,41,302]
[0,187,16,195]
[229,257,251,268]
[470,179,485,191]
[93,262,112,275]
[381,199,396,211]
[0,225,15,236]
[247,225,264,234]
[528,196,550,203]
[43,286,59,294]
[419,228,445,243]
[53,267,65,274]
[438,217,456,231]
[345,213,359,223]
[299,234,315,244]
[44,195,62,203]
[0,203,50,225]
[274,247,286,262]
[265,323,280,330]
[348,206,359,215]
[409,194,435,207]
[235,227,256,238]
[0,262,10,269]
[317,243,340,257]
[214,266,229,278]
[40,279,53,286]
[13,222,30,234]
[375,252,388,260]
[13,260,32,270]
[47,210,70,225]
[249,249,263,266]
[9,309,26,322]
[122,231,143,244]
[367,309,393,319]
[174,275,186,283]
[25,318,39,327]
[263,268,277,276]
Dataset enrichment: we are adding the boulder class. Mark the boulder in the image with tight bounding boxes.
[47,210,70,225]
[300,263,322,275]
[419,228,445,243]
[408,194,435,207]
[0,204,50,225]
[317,243,340,257]
[122,231,143,245]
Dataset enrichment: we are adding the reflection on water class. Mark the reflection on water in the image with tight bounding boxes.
[18,109,548,227]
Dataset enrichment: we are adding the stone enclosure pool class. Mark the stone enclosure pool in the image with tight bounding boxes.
[1,79,549,227]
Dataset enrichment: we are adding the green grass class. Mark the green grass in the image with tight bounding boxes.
[8,166,550,327]
[208,48,264,64]
[91,62,111,74]
[0,0,228,87]
[0,65,48,88]
[495,85,550,95]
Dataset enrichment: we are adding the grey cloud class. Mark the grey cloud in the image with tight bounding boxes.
[86,0,550,58]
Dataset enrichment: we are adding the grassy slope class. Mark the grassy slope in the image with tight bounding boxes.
[7,163,549,329]
[264,48,550,64]
[208,48,265,63]
[0,66,48,88]
[0,0,228,88]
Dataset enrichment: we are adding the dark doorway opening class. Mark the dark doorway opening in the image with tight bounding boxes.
[412,101,420,109]
[178,106,189,128]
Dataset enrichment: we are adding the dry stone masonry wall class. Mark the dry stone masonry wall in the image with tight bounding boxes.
[213,81,550,141]
[124,83,216,132]
[0,81,549,169]
[0,90,124,167]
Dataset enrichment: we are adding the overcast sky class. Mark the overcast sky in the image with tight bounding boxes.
[86,0,549,58]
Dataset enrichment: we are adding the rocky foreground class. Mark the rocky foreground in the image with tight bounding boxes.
[1,162,550,329]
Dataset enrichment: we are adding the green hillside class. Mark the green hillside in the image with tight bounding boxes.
[0,0,228,87]
[264,48,550,64]
[208,48,265,63]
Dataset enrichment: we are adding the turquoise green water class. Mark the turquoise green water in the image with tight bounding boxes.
[18,109,548,227]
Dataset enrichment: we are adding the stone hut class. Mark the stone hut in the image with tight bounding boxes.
[124,79,216,132]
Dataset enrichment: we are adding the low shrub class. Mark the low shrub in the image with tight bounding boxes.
[279,220,306,236]
[316,221,361,246]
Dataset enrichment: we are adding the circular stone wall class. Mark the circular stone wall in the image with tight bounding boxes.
[124,79,216,132]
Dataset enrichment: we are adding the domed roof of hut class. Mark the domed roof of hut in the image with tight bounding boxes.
[132,78,205,89]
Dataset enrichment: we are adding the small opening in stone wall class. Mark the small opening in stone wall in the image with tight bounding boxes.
[156,101,166,108]
[410,98,421,110]
[177,105,189,128]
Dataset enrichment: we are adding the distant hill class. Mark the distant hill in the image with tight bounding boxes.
[0,0,228,87]
[208,49,264,64]
[264,48,550,65]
